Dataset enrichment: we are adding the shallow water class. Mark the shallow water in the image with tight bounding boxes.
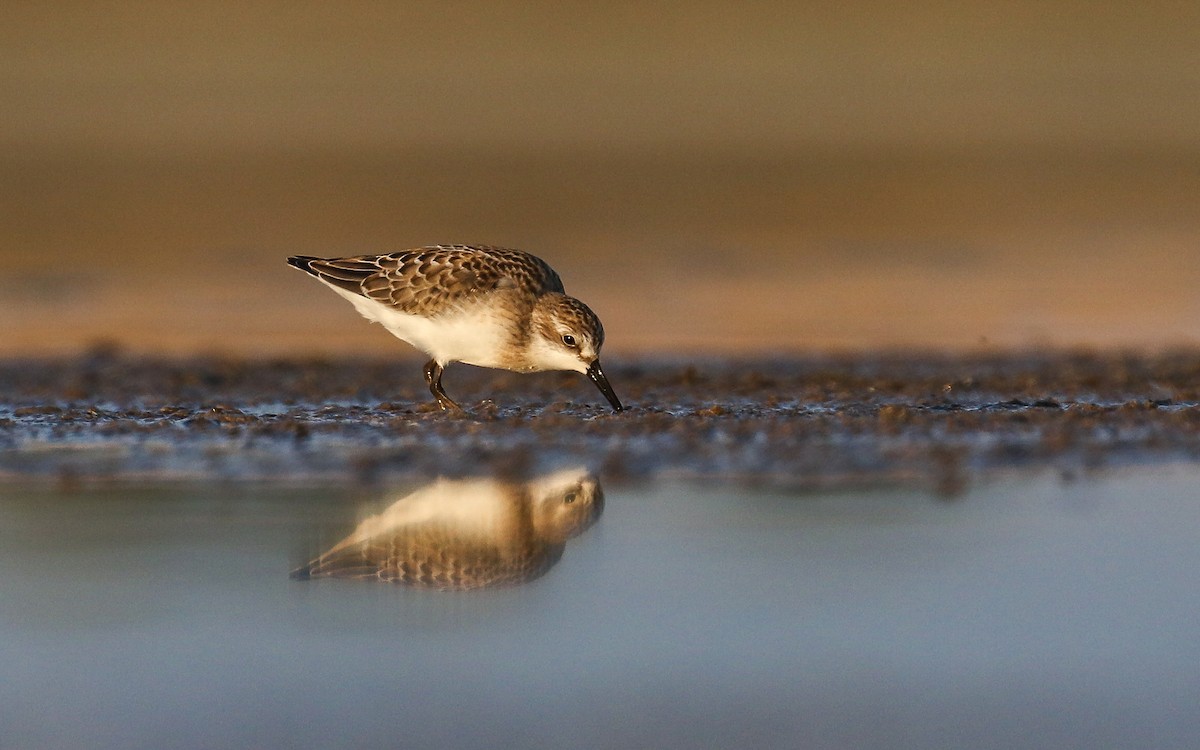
[2,466,1199,749]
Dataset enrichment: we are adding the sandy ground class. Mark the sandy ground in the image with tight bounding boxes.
[4,149,1200,357]
[3,349,1199,491]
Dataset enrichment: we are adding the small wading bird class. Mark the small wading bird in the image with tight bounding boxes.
[290,468,604,589]
[286,245,624,413]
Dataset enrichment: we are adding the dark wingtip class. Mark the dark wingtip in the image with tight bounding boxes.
[286,256,318,273]
[289,564,313,580]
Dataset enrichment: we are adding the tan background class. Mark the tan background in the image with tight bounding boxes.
[3,2,1199,356]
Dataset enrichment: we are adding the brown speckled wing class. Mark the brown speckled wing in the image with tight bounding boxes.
[292,525,563,591]
[302,245,565,316]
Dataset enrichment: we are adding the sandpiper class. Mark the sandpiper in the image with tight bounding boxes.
[290,468,604,589]
[286,245,624,412]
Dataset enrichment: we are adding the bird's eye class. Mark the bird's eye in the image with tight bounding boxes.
[564,492,577,504]
[562,334,577,348]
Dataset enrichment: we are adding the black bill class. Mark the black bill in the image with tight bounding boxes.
[586,360,624,412]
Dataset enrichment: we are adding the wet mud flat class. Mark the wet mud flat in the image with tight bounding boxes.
[2,349,1200,490]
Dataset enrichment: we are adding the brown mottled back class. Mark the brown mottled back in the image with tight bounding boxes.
[291,245,565,317]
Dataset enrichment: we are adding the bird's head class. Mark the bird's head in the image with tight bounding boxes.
[528,293,623,412]
[527,467,605,541]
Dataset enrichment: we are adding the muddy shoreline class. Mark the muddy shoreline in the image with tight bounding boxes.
[2,349,1200,490]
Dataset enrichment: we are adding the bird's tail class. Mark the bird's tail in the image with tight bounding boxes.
[286,255,383,296]
[286,256,320,275]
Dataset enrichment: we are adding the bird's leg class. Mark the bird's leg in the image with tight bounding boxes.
[423,359,463,412]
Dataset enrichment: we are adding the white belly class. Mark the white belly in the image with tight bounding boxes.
[326,283,509,367]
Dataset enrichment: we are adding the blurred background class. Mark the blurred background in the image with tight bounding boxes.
[3,1,1198,357]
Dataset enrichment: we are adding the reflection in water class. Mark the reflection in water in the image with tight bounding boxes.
[291,468,603,589]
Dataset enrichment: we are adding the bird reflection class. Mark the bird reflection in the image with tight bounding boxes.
[292,468,603,590]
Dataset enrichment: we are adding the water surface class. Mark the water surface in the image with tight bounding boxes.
[2,467,1198,749]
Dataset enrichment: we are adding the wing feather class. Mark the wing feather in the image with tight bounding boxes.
[288,245,565,316]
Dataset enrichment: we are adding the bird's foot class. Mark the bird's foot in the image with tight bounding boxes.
[424,359,465,414]
[434,394,465,413]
